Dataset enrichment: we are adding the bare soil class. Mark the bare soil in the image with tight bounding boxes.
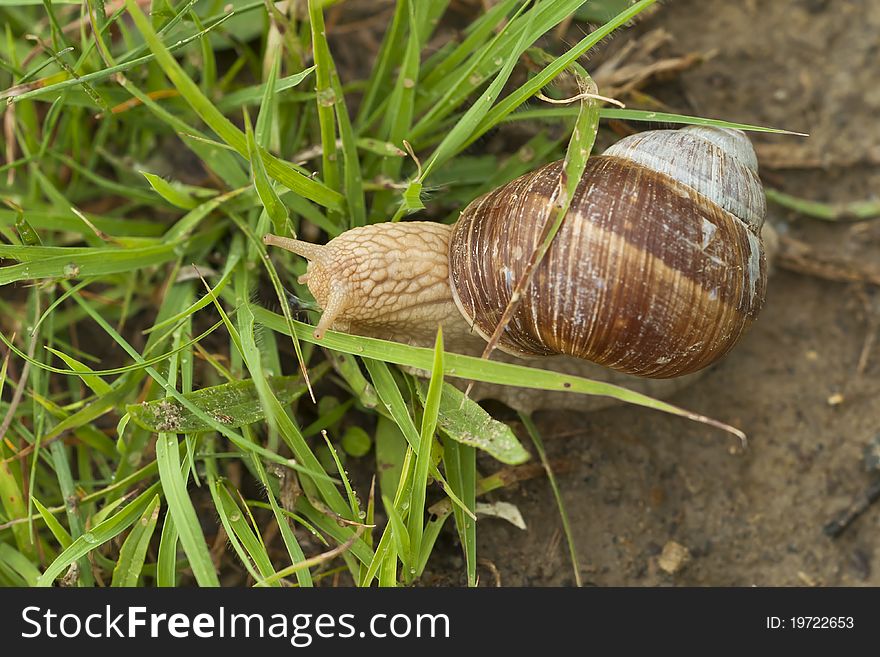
[431,0,880,587]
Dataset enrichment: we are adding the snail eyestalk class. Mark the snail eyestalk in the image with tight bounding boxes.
[262,233,325,261]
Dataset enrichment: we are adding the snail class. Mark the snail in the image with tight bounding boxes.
[264,126,770,410]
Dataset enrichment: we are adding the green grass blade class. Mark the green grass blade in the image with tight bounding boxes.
[354,0,407,128]
[0,457,33,560]
[0,544,42,587]
[475,63,599,361]
[418,381,529,465]
[245,107,289,234]
[442,437,476,586]
[519,411,581,587]
[33,497,73,549]
[253,307,747,442]
[308,0,340,214]
[156,511,179,587]
[127,375,314,433]
[464,0,659,149]
[0,229,222,285]
[383,494,410,575]
[322,433,362,521]
[111,494,161,587]
[45,347,112,395]
[257,462,313,587]
[37,483,160,586]
[417,2,534,182]
[208,473,279,585]
[416,510,451,577]
[407,328,444,578]
[215,67,315,111]
[141,171,201,209]
[155,433,220,586]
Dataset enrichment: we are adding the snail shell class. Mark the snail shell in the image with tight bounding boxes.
[448,126,767,378]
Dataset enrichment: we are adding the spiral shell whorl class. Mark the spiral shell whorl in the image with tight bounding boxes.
[603,125,766,232]
[448,126,767,378]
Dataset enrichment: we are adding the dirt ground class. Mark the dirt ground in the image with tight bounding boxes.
[420,0,880,587]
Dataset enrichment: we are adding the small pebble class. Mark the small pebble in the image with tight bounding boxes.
[658,541,691,575]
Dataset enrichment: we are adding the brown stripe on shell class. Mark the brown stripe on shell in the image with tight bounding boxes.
[448,156,767,378]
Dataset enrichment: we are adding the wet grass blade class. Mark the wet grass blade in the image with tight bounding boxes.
[155,433,220,587]
[156,512,179,587]
[127,375,314,433]
[207,470,279,585]
[37,483,161,586]
[418,382,530,465]
[256,460,313,587]
[111,494,161,587]
[407,329,444,578]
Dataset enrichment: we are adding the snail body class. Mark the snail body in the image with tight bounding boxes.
[265,125,768,383]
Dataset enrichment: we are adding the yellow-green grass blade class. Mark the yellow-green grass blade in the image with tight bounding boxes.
[245,107,289,234]
[0,226,225,285]
[33,497,73,550]
[215,66,315,112]
[308,0,341,221]
[416,1,534,182]
[141,171,202,209]
[0,454,34,560]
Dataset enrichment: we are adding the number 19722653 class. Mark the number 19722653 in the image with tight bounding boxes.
[767,617,854,629]
[793,617,853,629]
